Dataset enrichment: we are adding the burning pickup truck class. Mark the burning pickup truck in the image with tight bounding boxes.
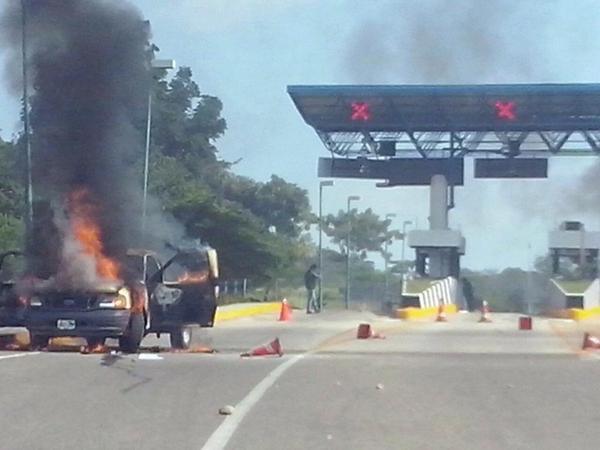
[23,246,219,352]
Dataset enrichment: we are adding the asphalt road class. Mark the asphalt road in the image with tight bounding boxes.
[1,310,600,449]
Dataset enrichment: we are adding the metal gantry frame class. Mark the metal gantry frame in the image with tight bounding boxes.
[315,129,600,159]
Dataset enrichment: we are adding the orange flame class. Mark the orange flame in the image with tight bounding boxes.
[68,189,120,281]
[177,271,208,284]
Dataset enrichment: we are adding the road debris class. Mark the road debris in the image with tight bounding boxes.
[219,405,235,415]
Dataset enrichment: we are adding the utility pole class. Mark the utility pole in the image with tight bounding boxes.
[21,0,33,232]
[384,213,396,302]
[345,195,360,309]
[318,180,333,311]
[141,58,176,239]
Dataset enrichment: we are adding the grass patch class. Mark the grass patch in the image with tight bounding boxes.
[551,279,593,295]
[403,278,436,295]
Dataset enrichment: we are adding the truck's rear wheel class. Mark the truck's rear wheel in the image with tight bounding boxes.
[119,314,144,353]
[29,333,49,350]
[170,325,192,350]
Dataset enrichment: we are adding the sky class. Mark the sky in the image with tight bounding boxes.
[1,0,600,271]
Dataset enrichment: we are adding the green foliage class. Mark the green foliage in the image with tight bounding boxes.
[0,140,25,220]
[461,266,550,313]
[145,67,313,282]
[224,174,314,238]
[0,140,25,253]
[0,214,23,254]
[323,208,401,258]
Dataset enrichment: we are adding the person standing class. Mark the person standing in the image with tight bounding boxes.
[304,264,320,314]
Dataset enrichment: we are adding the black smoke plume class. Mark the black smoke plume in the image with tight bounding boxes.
[1,0,151,285]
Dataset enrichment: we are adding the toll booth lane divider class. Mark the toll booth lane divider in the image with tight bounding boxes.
[214,302,282,323]
[395,303,458,320]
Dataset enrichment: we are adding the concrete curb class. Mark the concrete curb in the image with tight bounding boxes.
[550,307,600,321]
[395,304,458,320]
[214,302,281,323]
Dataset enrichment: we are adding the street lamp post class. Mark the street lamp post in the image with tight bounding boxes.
[400,220,413,290]
[21,0,33,233]
[345,195,360,309]
[384,213,396,302]
[141,58,176,239]
[318,180,334,311]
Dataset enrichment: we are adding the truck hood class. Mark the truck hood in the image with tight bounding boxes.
[29,279,125,295]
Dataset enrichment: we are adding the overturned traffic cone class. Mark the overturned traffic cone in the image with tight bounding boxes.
[356,323,385,339]
[479,301,492,323]
[241,337,283,357]
[278,298,292,322]
[582,332,600,350]
[436,304,448,322]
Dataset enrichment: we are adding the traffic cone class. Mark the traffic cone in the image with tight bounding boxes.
[278,298,292,322]
[241,338,283,357]
[479,301,492,323]
[357,323,386,339]
[357,323,372,339]
[582,332,600,350]
[518,316,532,330]
[436,304,448,322]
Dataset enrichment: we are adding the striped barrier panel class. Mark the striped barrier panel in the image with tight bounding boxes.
[395,277,458,320]
[419,276,457,309]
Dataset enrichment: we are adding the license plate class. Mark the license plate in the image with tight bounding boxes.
[57,319,76,330]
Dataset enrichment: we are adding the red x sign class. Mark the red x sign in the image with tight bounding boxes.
[494,101,516,121]
[350,102,371,121]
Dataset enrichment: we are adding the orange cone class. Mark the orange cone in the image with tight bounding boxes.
[241,338,283,357]
[518,316,532,330]
[582,332,600,350]
[436,304,447,322]
[479,301,492,323]
[357,323,372,339]
[278,298,292,322]
[357,323,386,339]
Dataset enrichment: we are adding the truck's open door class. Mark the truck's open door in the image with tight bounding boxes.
[149,248,218,330]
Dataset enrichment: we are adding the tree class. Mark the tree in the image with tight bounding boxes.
[146,67,313,282]
[0,139,24,253]
[224,174,314,238]
[1,64,314,285]
[460,265,551,313]
[323,208,401,258]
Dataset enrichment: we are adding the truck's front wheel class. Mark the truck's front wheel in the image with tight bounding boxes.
[119,314,144,353]
[170,325,192,350]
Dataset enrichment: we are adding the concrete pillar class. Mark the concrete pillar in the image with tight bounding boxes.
[429,174,448,230]
[428,175,448,276]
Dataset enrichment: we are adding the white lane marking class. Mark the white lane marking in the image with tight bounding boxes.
[0,352,40,361]
[138,354,163,360]
[201,354,304,450]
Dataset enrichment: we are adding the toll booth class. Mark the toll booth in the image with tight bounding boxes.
[407,175,465,279]
[547,221,600,313]
[288,83,600,313]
